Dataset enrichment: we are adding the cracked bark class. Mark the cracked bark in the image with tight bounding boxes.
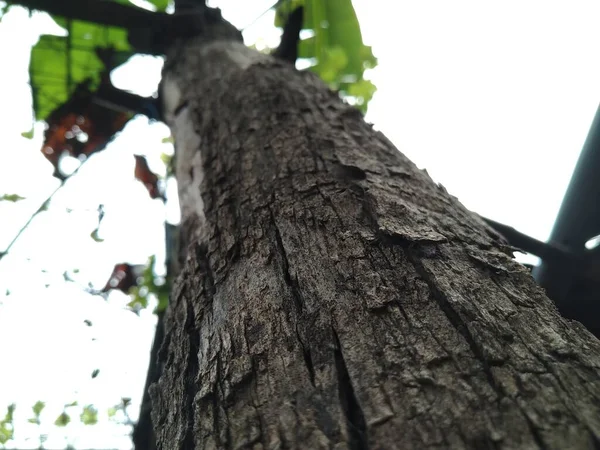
[149,38,600,450]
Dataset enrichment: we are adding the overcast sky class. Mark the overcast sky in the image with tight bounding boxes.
[1,0,599,447]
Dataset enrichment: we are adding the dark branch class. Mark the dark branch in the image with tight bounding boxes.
[9,0,239,54]
[273,7,303,64]
[94,85,162,120]
[482,217,578,265]
[8,0,166,29]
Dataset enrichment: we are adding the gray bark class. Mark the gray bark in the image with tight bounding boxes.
[149,37,600,450]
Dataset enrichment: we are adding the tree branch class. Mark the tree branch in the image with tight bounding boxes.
[482,217,578,265]
[8,0,166,30]
[0,160,88,262]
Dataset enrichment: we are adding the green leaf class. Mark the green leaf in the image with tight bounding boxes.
[0,4,11,23]
[107,407,117,419]
[151,0,170,12]
[65,401,78,408]
[154,291,169,314]
[0,194,25,202]
[91,369,100,379]
[127,286,148,311]
[90,229,104,242]
[37,200,50,212]
[3,404,15,423]
[21,128,34,139]
[0,424,12,445]
[161,152,174,177]
[32,401,45,417]
[54,412,70,427]
[80,405,98,425]
[0,404,16,444]
[30,18,133,121]
[276,0,378,111]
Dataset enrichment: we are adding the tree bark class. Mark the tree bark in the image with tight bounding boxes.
[149,37,600,450]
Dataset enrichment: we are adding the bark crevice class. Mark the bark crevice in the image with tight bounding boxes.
[332,327,369,450]
[406,245,506,398]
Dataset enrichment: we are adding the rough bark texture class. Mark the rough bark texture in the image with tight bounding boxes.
[150,38,600,450]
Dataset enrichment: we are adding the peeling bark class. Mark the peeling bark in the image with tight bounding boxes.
[149,38,600,450]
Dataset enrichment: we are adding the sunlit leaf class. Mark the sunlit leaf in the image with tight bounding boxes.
[0,404,15,444]
[80,405,98,425]
[32,401,45,417]
[54,412,70,427]
[3,404,15,422]
[21,128,34,139]
[0,194,25,202]
[30,20,133,121]
[155,291,169,313]
[276,0,377,111]
[0,424,12,445]
[90,229,104,242]
[0,3,11,23]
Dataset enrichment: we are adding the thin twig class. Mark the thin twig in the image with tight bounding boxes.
[0,161,88,261]
[241,0,281,30]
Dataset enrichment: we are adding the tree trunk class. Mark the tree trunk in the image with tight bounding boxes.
[149,36,600,450]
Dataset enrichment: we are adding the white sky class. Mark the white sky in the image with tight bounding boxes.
[1,0,599,448]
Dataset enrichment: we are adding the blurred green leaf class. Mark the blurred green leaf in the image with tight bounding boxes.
[0,424,12,445]
[21,128,34,139]
[276,0,377,111]
[0,3,11,23]
[107,407,117,419]
[65,401,78,408]
[0,194,25,202]
[32,401,45,417]
[80,405,98,425]
[127,286,148,311]
[91,369,100,379]
[155,291,169,313]
[54,412,70,427]
[130,0,170,12]
[30,17,133,121]
[90,229,104,242]
[161,152,174,177]
[0,404,15,443]
[3,404,15,423]
[127,255,170,313]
